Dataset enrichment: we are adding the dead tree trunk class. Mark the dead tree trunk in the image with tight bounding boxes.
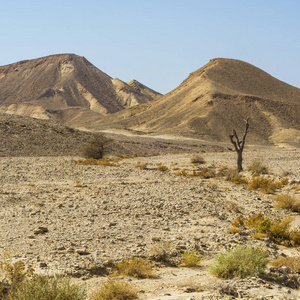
[229,117,249,172]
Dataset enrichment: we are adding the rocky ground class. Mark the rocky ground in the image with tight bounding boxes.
[0,145,299,299]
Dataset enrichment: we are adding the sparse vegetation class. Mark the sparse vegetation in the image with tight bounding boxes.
[248,160,269,174]
[89,280,138,300]
[134,162,148,169]
[156,165,169,172]
[271,256,300,272]
[217,166,239,181]
[247,176,282,194]
[0,258,85,300]
[230,175,248,185]
[114,257,153,278]
[245,214,300,247]
[210,245,268,279]
[150,242,176,264]
[76,158,118,167]
[272,194,300,212]
[193,168,216,179]
[10,274,86,300]
[82,134,111,159]
[180,251,201,267]
[190,155,205,164]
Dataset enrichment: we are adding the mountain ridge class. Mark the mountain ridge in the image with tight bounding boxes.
[0,54,161,126]
[90,58,300,146]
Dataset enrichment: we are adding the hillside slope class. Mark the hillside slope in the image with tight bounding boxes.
[93,58,300,145]
[0,54,161,126]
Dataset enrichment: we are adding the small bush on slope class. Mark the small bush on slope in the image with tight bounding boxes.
[273,194,300,212]
[89,280,138,300]
[114,257,153,278]
[210,245,268,279]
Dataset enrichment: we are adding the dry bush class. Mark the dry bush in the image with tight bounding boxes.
[114,257,153,279]
[176,168,189,176]
[217,166,238,181]
[81,134,111,159]
[245,215,300,247]
[190,155,205,164]
[248,160,269,174]
[245,213,265,228]
[247,176,281,194]
[228,226,242,234]
[273,194,300,212]
[231,175,248,185]
[76,158,118,167]
[210,245,268,279]
[271,256,300,272]
[156,165,169,172]
[134,162,148,170]
[89,280,138,300]
[193,168,216,179]
[226,201,241,213]
[228,216,245,234]
[150,242,176,264]
[231,216,245,228]
[180,251,201,267]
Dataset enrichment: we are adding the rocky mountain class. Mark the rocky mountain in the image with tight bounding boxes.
[0,54,161,127]
[92,58,300,146]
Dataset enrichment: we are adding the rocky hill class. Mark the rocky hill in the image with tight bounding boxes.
[0,54,161,127]
[92,58,300,146]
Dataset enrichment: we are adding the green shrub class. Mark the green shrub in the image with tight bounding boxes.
[89,280,138,300]
[7,274,86,300]
[114,257,153,278]
[273,194,300,212]
[210,245,268,279]
[82,134,111,159]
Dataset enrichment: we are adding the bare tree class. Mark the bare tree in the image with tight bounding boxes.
[229,117,249,172]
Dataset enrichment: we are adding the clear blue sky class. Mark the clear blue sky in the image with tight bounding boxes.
[1,0,299,94]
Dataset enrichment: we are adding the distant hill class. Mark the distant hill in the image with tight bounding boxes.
[91,58,300,146]
[0,54,161,127]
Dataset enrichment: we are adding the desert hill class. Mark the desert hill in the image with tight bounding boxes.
[92,58,300,146]
[0,54,161,126]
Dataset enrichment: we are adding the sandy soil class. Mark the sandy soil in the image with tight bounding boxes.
[0,145,299,299]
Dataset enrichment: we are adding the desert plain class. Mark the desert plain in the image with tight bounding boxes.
[0,132,299,299]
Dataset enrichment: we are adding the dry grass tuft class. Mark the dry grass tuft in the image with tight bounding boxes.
[273,194,300,212]
[114,257,153,279]
[134,162,148,170]
[271,256,300,272]
[179,251,201,267]
[156,165,169,172]
[245,215,300,247]
[76,158,118,167]
[89,280,138,300]
[248,160,269,174]
[247,176,281,194]
[190,155,205,164]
